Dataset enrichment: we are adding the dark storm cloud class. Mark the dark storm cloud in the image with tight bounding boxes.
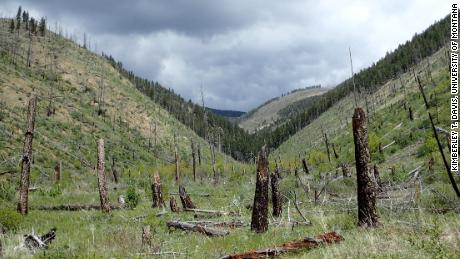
[0,1,448,111]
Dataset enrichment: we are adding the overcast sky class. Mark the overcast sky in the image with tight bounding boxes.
[0,1,448,111]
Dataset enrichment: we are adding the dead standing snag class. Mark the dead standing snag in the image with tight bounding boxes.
[18,95,37,215]
[250,146,269,233]
[97,139,111,213]
[352,108,378,227]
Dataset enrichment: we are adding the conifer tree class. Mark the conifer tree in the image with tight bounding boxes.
[16,6,22,30]
[9,19,15,33]
[39,17,46,36]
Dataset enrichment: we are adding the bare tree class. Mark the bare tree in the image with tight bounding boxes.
[97,139,111,213]
[17,96,37,215]
[271,168,282,217]
[250,146,269,233]
[352,108,378,227]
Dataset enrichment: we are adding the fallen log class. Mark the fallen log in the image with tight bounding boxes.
[381,141,395,150]
[169,192,211,197]
[24,228,56,250]
[32,204,124,211]
[183,220,246,228]
[166,220,229,237]
[135,251,186,256]
[184,208,238,216]
[219,231,343,258]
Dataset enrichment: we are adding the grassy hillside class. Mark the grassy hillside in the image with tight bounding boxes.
[239,86,327,132]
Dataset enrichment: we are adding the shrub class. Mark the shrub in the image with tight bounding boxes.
[126,185,140,209]
[0,210,23,232]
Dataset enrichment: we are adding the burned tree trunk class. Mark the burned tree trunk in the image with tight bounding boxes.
[111,157,119,184]
[174,145,180,183]
[197,143,201,166]
[151,171,165,208]
[170,196,178,212]
[191,140,197,182]
[428,113,460,197]
[332,143,339,159]
[271,168,282,217]
[250,146,269,233]
[17,96,37,215]
[408,107,414,121]
[54,161,61,183]
[322,130,331,162]
[352,108,378,227]
[179,185,196,209]
[96,139,111,213]
[301,158,309,174]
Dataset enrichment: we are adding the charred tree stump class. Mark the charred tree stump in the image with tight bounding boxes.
[142,225,152,247]
[111,157,119,184]
[151,171,165,208]
[250,146,269,233]
[17,96,37,215]
[341,163,350,177]
[271,168,282,217]
[179,185,196,209]
[408,107,414,121]
[301,158,309,174]
[352,108,378,227]
[54,161,61,183]
[96,139,111,213]
[170,196,178,212]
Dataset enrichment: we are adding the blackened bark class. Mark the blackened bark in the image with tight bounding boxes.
[271,168,282,217]
[54,161,61,183]
[111,157,119,184]
[175,146,180,183]
[250,146,269,233]
[332,143,339,159]
[170,196,178,212]
[352,108,378,227]
[179,185,196,209]
[151,171,165,208]
[301,158,309,174]
[409,106,414,121]
[17,96,37,215]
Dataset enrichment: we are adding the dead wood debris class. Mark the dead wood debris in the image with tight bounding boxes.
[219,231,343,258]
[24,228,56,251]
[166,220,229,237]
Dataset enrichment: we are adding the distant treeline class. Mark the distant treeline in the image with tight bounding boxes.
[102,54,259,160]
[206,108,245,118]
[103,15,449,161]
